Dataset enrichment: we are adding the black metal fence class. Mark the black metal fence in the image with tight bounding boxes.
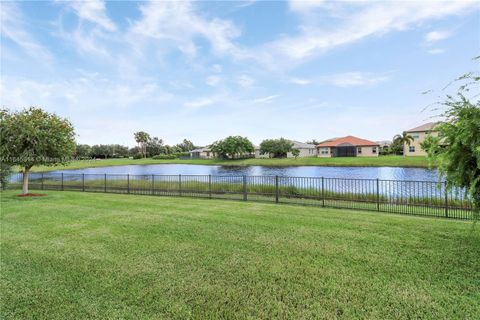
[8,172,474,220]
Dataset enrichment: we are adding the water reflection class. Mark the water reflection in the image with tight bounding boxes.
[50,164,440,181]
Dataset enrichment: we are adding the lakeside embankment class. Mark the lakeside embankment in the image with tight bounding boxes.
[26,155,432,172]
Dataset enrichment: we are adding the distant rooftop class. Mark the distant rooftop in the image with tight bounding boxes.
[406,122,440,132]
[317,136,379,148]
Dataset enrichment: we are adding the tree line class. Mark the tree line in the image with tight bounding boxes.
[76,135,196,159]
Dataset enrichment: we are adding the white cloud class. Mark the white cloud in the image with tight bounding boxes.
[427,48,445,54]
[206,75,222,86]
[289,77,311,85]
[424,30,451,43]
[0,2,53,63]
[129,1,243,57]
[255,0,477,68]
[184,97,215,108]
[253,95,278,104]
[212,64,223,73]
[67,0,116,31]
[237,75,255,88]
[321,72,389,87]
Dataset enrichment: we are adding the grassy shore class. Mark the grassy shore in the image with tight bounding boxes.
[1,191,478,319]
[28,155,431,172]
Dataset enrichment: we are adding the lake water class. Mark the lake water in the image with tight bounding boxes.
[48,164,440,181]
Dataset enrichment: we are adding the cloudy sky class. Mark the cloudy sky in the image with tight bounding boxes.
[1,0,478,146]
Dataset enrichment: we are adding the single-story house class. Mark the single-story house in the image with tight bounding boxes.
[189,147,215,159]
[316,136,380,157]
[254,140,317,158]
[404,122,440,156]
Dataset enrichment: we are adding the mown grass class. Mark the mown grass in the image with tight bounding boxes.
[1,191,478,319]
[26,155,431,172]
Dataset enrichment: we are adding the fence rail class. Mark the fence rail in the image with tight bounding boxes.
[7,173,474,220]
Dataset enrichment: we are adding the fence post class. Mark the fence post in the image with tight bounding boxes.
[82,173,85,192]
[151,175,155,195]
[41,173,44,190]
[444,181,448,218]
[376,178,380,211]
[179,174,182,196]
[127,174,130,194]
[208,175,212,199]
[61,173,64,191]
[104,174,107,193]
[243,175,247,201]
[321,177,325,207]
[275,175,279,203]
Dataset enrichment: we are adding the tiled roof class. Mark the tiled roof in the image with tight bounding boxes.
[316,136,379,147]
[406,122,440,132]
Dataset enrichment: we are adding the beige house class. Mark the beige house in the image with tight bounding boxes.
[255,140,317,158]
[189,147,215,159]
[316,136,380,157]
[404,122,439,156]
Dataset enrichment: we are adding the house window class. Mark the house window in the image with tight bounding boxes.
[412,134,420,140]
[320,148,329,155]
[372,147,377,154]
[409,146,415,153]
[357,147,362,154]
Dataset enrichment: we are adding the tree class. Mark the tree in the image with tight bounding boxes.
[422,69,480,217]
[134,131,150,158]
[389,138,404,155]
[0,107,76,194]
[0,163,13,191]
[393,132,414,157]
[259,138,294,158]
[75,144,92,158]
[210,136,254,159]
[176,139,195,152]
[292,148,300,159]
[306,139,320,145]
[146,137,164,156]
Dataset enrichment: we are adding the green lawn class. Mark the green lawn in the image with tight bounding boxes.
[28,155,431,172]
[1,191,478,319]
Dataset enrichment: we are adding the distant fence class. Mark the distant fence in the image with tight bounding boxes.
[8,173,474,220]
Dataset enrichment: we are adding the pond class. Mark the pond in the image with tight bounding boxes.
[47,164,441,181]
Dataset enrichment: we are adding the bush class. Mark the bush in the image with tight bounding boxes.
[133,153,143,160]
[152,154,176,160]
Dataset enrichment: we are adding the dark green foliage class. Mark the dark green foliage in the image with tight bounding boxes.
[0,163,13,190]
[422,67,480,215]
[0,107,76,194]
[291,148,300,158]
[210,136,255,159]
[259,138,294,158]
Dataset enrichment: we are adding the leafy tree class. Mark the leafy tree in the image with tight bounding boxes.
[422,69,480,217]
[146,137,164,156]
[75,144,92,158]
[0,107,76,194]
[0,163,13,190]
[210,136,254,159]
[134,131,150,158]
[176,139,195,152]
[393,132,414,157]
[259,138,294,158]
[292,148,300,159]
[389,138,404,155]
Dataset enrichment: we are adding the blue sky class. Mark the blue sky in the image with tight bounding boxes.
[1,0,478,146]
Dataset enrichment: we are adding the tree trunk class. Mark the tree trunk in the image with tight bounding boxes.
[22,168,30,195]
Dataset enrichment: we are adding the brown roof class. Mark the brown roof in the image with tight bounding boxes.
[316,136,379,147]
[406,122,439,132]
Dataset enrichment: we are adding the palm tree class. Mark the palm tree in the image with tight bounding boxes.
[134,131,150,158]
[393,132,414,157]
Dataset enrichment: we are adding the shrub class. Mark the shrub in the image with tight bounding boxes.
[133,153,143,160]
[152,154,176,160]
